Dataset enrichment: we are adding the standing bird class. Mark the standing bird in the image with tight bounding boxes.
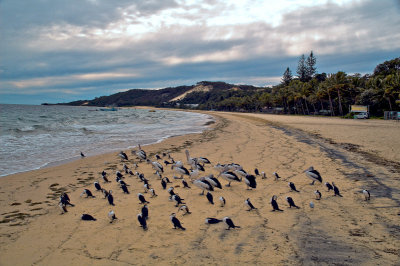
[261,172,267,179]
[271,195,283,211]
[173,165,190,178]
[193,179,214,195]
[94,181,102,191]
[148,160,164,173]
[80,152,85,158]
[245,198,257,211]
[172,194,184,207]
[168,187,175,197]
[332,182,342,197]
[205,218,222,224]
[314,190,322,200]
[81,189,94,198]
[118,151,128,161]
[286,196,300,209]
[223,217,240,230]
[220,171,241,187]
[149,188,157,197]
[244,175,257,190]
[206,192,214,204]
[254,168,260,176]
[204,175,222,189]
[141,205,149,220]
[81,214,96,221]
[107,190,114,206]
[138,193,149,204]
[108,210,117,223]
[170,213,185,230]
[325,182,333,191]
[273,172,281,180]
[161,179,167,190]
[219,196,226,207]
[362,189,370,201]
[101,171,110,183]
[137,213,147,230]
[288,182,299,192]
[120,183,129,194]
[182,179,191,188]
[304,166,323,185]
[178,205,192,215]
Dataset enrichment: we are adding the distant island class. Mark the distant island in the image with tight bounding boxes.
[53,57,399,117]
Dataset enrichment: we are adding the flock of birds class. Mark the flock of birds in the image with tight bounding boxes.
[63,147,371,231]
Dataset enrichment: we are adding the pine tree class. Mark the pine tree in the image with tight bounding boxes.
[282,67,293,85]
[306,51,317,81]
[297,54,307,82]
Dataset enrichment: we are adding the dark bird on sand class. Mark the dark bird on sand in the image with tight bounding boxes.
[170,213,185,230]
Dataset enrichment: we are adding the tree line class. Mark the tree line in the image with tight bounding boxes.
[182,56,400,117]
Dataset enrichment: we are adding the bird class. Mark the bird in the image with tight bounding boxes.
[116,171,123,179]
[304,166,323,185]
[81,214,96,221]
[362,189,370,201]
[173,165,190,178]
[332,182,342,197]
[107,190,114,206]
[271,195,283,211]
[182,179,191,188]
[118,151,128,161]
[219,196,226,207]
[325,182,333,191]
[148,159,164,173]
[94,181,102,191]
[286,196,300,209]
[273,172,281,180]
[161,179,167,190]
[314,190,322,200]
[137,213,147,230]
[178,205,191,215]
[138,193,149,204]
[197,156,211,165]
[108,210,117,223]
[244,174,257,189]
[223,217,240,230]
[59,192,74,207]
[254,168,260,176]
[168,187,175,197]
[204,175,222,189]
[194,179,214,195]
[185,150,197,167]
[245,198,257,211]
[206,192,214,204]
[149,188,157,197]
[101,171,110,183]
[235,169,248,178]
[172,194,184,207]
[170,213,185,230]
[261,172,267,179]
[143,183,151,193]
[80,152,85,158]
[141,205,149,220]
[120,183,129,194]
[80,189,94,198]
[288,182,299,192]
[205,218,222,224]
[220,171,241,187]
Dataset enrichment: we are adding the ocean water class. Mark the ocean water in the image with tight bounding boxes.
[0,104,213,177]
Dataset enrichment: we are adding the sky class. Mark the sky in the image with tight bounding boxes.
[0,0,399,104]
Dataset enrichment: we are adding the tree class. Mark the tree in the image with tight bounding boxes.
[297,54,307,82]
[282,67,293,86]
[306,51,317,80]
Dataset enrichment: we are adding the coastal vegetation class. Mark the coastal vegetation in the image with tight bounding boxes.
[62,57,400,117]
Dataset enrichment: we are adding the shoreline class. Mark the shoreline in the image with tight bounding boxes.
[0,110,399,265]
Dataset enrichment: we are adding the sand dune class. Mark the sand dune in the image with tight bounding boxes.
[0,111,399,265]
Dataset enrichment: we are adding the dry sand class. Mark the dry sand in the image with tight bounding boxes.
[0,111,399,265]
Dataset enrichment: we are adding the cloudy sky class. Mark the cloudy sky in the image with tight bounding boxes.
[0,0,399,104]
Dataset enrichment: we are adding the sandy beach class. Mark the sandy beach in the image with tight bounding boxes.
[0,111,399,265]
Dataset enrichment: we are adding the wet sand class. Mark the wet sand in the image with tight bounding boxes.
[0,111,399,265]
